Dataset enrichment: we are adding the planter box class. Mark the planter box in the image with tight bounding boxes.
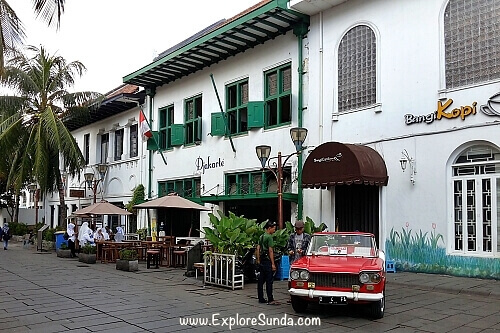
[79,253,96,264]
[42,240,55,251]
[116,259,139,272]
[56,249,72,258]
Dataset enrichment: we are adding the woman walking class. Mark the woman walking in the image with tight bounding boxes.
[3,223,11,250]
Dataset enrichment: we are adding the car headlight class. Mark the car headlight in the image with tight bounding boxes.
[290,270,309,280]
[290,270,300,280]
[359,272,370,283]
[359,272,382,284]
[371,273,382,283]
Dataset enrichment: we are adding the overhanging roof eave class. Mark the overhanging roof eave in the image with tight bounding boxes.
[123,0,309,87]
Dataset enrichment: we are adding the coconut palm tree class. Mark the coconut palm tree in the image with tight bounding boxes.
[0,0,66,73]
[0,45,101,225]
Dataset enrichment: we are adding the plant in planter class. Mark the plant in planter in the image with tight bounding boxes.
[79,244,96,264]
[56,242,72,258]
[116,248,139,272]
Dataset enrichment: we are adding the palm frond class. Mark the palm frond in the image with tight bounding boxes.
[32,0,66,29]
[0,1,26,74]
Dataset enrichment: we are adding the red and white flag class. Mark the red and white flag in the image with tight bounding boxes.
[139,110,152,139]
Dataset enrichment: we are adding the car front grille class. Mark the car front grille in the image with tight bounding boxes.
[309,273,360,288]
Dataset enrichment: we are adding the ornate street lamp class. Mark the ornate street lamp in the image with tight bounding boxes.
[255,127,308,229]
[84,163,109,203]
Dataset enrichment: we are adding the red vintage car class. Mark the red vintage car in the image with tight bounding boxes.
[288,232,386,319]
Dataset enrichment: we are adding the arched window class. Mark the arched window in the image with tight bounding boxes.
[444,0,500,89]
[338,25,376,112]
[451,145,500,255]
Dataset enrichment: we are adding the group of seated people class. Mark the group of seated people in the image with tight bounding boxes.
[76,222,125,247]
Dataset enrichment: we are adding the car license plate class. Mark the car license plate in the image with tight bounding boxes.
[319,296,347,305]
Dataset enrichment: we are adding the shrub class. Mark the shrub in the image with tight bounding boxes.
[60,243,69,250]
[8,222,29,236]
[81,244,96,254]
[119,248,138,260]
[136,227,147,241]
[43,228,56,242]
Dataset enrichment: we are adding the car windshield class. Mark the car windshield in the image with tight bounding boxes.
[307,234,377,257]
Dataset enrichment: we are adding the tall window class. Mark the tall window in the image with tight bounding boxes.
[184,95,202,145]
[114,129,123,161]
[452,145,500,255]
[100,133,109,163]
[265,64,291,127]
[444,0,500,89]
[338,25,376,112]
[159,105,174,149]
[84,133,90,165]
[130,124,138,158]
[226,79,248,134]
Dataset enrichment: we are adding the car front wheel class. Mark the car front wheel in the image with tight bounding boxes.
[368,289,385,319]
[291,295,308,313]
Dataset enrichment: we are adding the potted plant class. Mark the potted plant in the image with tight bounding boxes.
[116,248,139,272]
[56,242,72,258]
[79,244,97,264]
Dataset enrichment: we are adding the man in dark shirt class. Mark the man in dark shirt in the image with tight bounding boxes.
[256,221,278,305]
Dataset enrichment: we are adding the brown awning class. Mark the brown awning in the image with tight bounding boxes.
[302,142,388,188]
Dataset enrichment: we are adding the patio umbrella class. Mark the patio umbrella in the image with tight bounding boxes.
[73,200,132,216]
[133,194,210,210]
[133,194,210,240]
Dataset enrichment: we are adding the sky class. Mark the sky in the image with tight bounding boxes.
[11,0,260,95]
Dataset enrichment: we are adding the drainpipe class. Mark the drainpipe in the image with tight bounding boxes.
[146,87,156,198]
[294,21,308,220]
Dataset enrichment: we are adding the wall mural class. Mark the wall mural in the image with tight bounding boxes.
[385,223,500,279]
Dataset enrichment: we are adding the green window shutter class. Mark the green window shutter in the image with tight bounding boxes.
[171,124,184,146]
[211,113,225,136]
[147,131,159,151]
[247,101,264,128]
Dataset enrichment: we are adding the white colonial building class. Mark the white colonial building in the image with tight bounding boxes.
[11,0,497,277]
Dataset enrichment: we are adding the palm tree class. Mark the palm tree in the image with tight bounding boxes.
[0,0,66,73]
[0,45,101,225]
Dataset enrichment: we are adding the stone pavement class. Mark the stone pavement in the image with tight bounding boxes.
[0,241,499,332]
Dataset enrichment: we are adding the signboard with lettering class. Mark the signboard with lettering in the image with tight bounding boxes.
[69,189,85,198]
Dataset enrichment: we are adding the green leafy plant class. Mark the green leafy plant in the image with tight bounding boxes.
[8,221,29,235]
[136,227,147,241]
[43,228,56,242]
[59,243,69,250]
[119,248,138,261]
[126,184,145,212]
[203,211,260,256]
[81,244,96,254]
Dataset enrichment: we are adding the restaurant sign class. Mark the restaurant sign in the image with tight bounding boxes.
[69,189,85,198]
[405,98,477,125]
[195,156,225,174]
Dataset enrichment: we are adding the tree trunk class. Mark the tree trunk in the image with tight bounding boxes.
[13,191,19,223]
[56,169,67,227]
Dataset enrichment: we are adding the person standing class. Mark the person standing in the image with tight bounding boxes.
[287,220,311,264]
[2,223,11,250]
[256,221,279,305]
[67,222,77,257]
[115,227,124,242]
[286,220,311,303]
[78,222,94,247]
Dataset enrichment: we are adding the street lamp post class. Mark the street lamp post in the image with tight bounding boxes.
[255,127,307,229]
[84,163,109,203]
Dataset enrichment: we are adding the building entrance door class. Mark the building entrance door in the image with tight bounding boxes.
[335,184,380,242]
